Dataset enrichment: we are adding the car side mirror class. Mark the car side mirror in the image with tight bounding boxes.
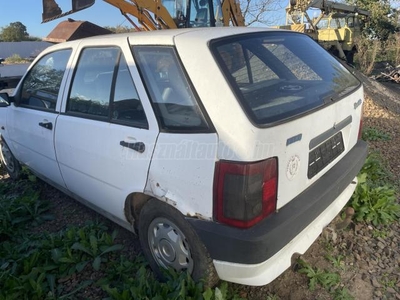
[0,92,13,107]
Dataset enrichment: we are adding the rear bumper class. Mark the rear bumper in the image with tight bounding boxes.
[187,140,367,285]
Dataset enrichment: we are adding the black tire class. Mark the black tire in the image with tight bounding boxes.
[0,138,20,180]
[138,198,219,287]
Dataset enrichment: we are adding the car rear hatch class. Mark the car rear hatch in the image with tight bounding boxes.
[206,31,364,225]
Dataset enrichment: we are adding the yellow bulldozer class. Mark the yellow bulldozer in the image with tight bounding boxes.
[275,0,370,64]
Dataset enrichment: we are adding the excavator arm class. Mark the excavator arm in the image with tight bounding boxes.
[221,0,245,26]
[42,0,95,23]
[42,0,245,30]
[43,0,177,30]
[103,0,178,30]
[288,0,370,17]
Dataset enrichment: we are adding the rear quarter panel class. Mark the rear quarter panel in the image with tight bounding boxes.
[175,32,363,210]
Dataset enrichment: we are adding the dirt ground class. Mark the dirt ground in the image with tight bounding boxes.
[1,73,400,299]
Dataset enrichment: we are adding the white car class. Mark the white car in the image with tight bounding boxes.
[0,27,367,286]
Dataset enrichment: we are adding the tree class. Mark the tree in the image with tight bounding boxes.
[1,22,29,42]
[345,0,399,40]
[240,0,283,26]
[103,25,136,33]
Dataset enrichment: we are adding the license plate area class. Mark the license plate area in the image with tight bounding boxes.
[308,132,344,179]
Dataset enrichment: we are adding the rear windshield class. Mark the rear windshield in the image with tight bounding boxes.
[210,32,360,125]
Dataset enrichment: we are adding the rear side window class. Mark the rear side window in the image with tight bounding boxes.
[133,46,210,132]
[211,32,360,125]
[67,47,148,128]
[19,49,71,111]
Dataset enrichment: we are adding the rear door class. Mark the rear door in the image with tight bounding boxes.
[55,42,159,220]
[6,49,72,188]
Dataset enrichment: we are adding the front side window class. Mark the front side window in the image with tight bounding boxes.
[67,47,148,128]
[133,46,210,132]
[211,32,360,125]
[19,49,72,111]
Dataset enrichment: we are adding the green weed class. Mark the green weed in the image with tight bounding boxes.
[380,273,397,291]
[297,260,340,291]
[348,151,400,226]
[360,152,396,188]
[333,287,354,300]
[0,173,245,299]
[350,173,400,225]
[0,185,53,240]
[362,127,391,141]
[101,264,244,300]
[325,254,345,270]
[297,260,354,299]
[265,294,280,300]
[372,227,390,239]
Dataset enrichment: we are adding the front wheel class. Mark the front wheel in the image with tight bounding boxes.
[138,199,218,287]
[0,138,20,179]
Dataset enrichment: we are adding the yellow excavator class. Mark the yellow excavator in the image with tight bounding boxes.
[42,0,244,31]
[275,0,370,64]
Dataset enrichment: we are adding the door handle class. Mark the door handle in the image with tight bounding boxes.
[39,122,53,130]
[120,141,145,153]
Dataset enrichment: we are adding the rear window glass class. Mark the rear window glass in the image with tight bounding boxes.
[211,32,360,125]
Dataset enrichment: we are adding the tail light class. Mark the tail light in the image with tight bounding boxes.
[214,158,278,229]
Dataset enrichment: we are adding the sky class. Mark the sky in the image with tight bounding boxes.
[1,0,289,38]
[1,1,133,38]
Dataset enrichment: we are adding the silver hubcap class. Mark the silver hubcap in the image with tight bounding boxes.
[0,141,14,172]
[148,217,194,273]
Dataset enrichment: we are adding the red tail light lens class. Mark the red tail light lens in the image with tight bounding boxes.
[214,158,278,229]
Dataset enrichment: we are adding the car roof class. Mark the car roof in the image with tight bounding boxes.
[42,27,281,52]
[128,27,278,45]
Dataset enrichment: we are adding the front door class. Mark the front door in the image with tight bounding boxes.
[7,49,72,188]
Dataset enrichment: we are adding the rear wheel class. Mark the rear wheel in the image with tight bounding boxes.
[138,198,218,287]
[0,139,20,179]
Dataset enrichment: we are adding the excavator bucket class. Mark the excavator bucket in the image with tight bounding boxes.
[42,0,95,23]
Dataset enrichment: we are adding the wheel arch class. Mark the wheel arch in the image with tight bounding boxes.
[124,192,152,230]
